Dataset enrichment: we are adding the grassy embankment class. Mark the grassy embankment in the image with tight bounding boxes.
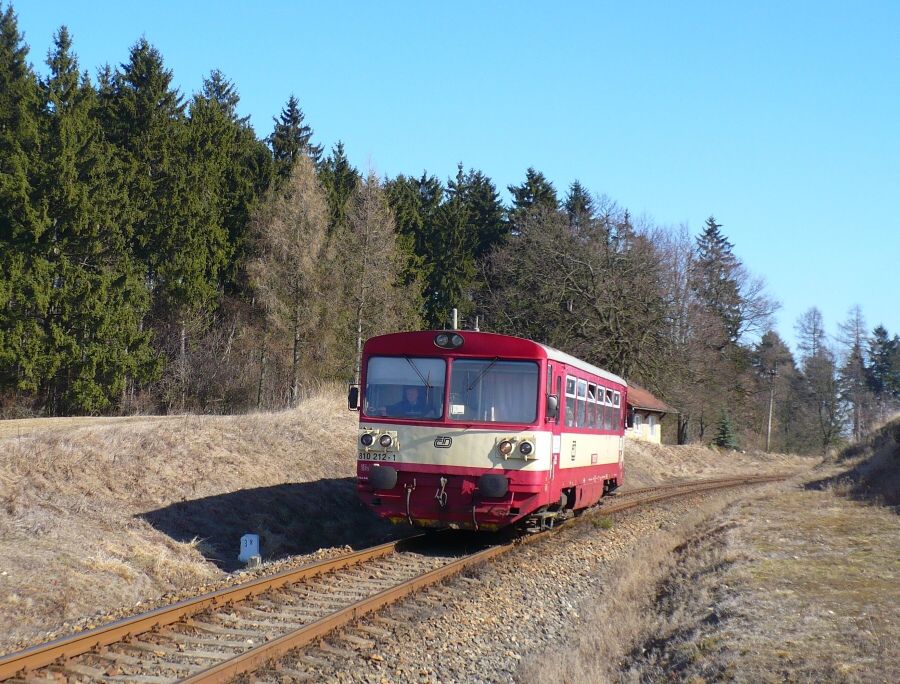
[0,388,810,656]
[0,386,402,652]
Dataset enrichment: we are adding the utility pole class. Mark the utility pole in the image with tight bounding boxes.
[766,365,777,453]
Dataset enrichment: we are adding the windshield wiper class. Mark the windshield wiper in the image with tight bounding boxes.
[467,357,500,391]
[405,356,433,388]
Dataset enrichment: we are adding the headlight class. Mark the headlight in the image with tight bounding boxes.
[360,433,374,447]
[519,441,533,455]
[379,434,393,448]
[434,332,465,349]
[498,440,513,455]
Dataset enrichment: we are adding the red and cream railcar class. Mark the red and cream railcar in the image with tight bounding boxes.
[350,330,626,530]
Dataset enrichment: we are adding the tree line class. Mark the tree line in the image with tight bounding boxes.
[2,6,898,451]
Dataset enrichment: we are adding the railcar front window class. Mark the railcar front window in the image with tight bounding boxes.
[449,360,539,423]
[364,356,445,419]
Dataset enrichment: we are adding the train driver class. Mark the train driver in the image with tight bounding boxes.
[388,385,433,418]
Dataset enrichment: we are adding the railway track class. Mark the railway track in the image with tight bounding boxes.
[0,473,789,683]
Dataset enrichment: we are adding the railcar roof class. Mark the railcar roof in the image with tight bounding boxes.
[539,344,627,387]
[364,330,626,387]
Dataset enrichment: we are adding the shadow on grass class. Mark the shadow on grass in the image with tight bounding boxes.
[804,421,900,512]
[139,478,409,571]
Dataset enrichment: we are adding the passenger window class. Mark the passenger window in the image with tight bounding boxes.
[565,375,577,427]
[587,384,596,428]
[576,379,587,427]
[595,385,605,430]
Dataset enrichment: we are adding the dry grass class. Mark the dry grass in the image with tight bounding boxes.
[623,437,813,488]
[807,419,900,508]
[0,385,403,653]
[655,487,900,684]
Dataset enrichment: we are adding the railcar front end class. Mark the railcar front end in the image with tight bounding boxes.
[351,330,626,531]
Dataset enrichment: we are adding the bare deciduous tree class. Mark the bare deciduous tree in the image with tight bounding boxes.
[797,307,844,453]
[343,172,421,382]
[248,156,328,407]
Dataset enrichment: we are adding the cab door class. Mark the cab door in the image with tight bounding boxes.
[548,364,563,484]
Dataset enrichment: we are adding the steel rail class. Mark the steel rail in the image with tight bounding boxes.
[0,473,790,683]
[0,537,419,681]
[182,473,790,684]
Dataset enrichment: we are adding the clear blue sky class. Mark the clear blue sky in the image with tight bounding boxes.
[14,1,900,355]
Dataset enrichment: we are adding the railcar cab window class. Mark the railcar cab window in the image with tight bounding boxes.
[449,359,539,423]
[364,356,445,419]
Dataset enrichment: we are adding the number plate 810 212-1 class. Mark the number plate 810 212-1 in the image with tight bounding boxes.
[358,452,398,461]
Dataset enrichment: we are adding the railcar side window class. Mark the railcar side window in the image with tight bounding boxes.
[364,356,446,419]
[449,359,539,423]
[587,384,597,428]
[575,379,587,427]
[565,376,576,427]
[605,389,615,430]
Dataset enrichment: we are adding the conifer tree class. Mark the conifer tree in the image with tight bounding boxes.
[385,172,445,320]
[105,40,189,301]
[384,174,429,296]
[103,40,234,409]
[712,410,739,449]
[752,331,811,452]
[866,325,900,420]
[691,216,742,344]
[0,3,50,399]
[564,179,595,232]
[201,69,274,293]
[37,26,157,412]
[190,69,272,294]
[269,94,322,183]
[425,179,476,328]
[866,326,893,397]
[318,141,360,236]
[507,167,558,234]
[447,164,507,259]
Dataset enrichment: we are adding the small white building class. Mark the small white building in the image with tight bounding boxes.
[626,384,675,444]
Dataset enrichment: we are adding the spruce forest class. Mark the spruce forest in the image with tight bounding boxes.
[2,8,899,453]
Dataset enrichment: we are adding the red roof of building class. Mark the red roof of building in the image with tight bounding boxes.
[627,384,675,414]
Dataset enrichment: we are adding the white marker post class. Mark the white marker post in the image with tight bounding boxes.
[238,534,260,567]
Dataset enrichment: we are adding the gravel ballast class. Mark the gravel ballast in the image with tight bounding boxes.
[261,491,754,683]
